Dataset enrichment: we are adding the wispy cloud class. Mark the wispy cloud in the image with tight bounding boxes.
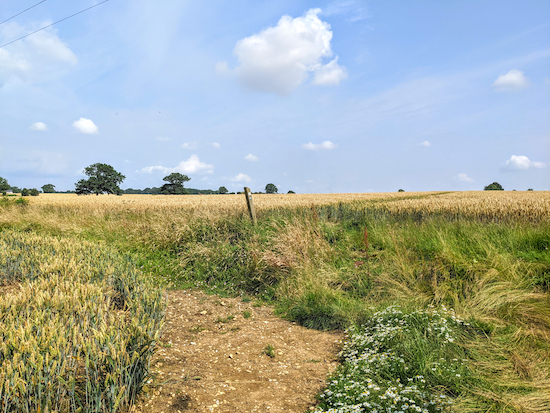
[155,136,171,142]
[323,1,369,22]
[212,142,221,149]
[245,154,259,162]
[457,173,474,183]
[12,151,67,175]
[0,22,77,86]
[418,140,431,147]
[231,173,251,182]
[181,142,198,150]
[30,122,47,131]
[302,141,336,151]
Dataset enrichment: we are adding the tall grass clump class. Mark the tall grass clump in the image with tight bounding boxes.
[0,229,164,413]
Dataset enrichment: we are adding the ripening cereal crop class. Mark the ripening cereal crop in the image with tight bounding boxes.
[8,191,549,222]
[0,230,165,413]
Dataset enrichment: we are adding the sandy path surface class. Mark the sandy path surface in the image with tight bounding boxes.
[133,290,343,413]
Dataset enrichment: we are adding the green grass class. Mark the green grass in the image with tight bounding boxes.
[263,344,276,359]
[215,315,235,323]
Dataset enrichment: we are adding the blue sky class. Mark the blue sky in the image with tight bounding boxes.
[1,0,548,193]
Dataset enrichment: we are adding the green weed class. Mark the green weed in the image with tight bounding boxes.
[263,344,275,358]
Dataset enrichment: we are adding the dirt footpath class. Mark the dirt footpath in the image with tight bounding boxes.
[133,290,343,413]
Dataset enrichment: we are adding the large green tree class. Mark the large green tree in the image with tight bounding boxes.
[160,172,190,195]
[218,186,228,194]
[75,163,125,195]
[265,183,278,194]
[41,184,55,193]
[484,182,504,191]
[0,177,9,192]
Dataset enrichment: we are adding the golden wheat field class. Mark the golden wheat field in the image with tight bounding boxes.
[18,190,550,219]
[26,191,426,210]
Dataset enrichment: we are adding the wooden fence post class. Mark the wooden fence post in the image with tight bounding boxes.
[244,187,257,225]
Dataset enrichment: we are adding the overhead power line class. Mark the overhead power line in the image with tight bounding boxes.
[0,0,110,49]
[0,0,47,26]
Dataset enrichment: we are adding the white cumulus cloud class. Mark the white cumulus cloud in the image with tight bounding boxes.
[72,118,98,134]
[493,69,529,91]
[232,8,346,94]
[418,140,431,147]
[504,155,546,170]
[231,173,252,183]
[30,122,48,131]
[302,140,336,150]
[312,57,347,85]
[140,154,214,174]
[457,173,474,183]
[245,154,259,162]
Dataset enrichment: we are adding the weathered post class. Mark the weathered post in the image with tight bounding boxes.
[244,187,257,225]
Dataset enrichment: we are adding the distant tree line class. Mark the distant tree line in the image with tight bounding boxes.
[122,187,229,195]
[8,168,532,197]
[71,164,296,195]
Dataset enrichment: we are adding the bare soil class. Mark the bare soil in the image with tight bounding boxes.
[132,290,343,413]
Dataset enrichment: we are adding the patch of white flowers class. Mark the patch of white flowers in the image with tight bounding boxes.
[314,305,470,413]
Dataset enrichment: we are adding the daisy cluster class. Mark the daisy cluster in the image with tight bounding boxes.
[314,305,470,413]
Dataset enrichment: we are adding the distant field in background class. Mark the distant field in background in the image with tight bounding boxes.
[24,191,433,210]
[8,190,550,219]
[1,190,549,412]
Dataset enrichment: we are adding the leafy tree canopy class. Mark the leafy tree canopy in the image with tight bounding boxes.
[42,184,55,193]
[484,182,504,191]
[219,186,228,194]
[21,188,30,196]
[287,190,295,194]
[265,183,278,194]
[75,163,125,195]
[30,188,40,196]
[160,172,190,195]
[0,177,9,192]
